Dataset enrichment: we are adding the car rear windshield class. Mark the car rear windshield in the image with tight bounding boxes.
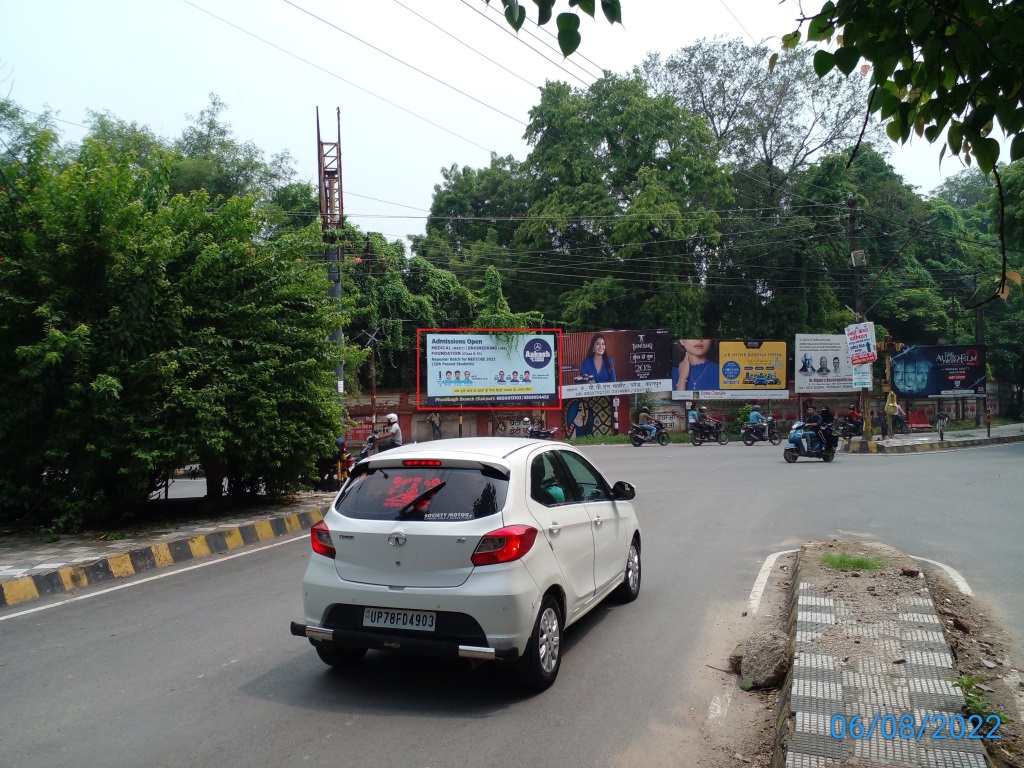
[335,466,508,521]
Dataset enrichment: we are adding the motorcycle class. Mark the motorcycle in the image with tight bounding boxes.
[740,417,781,446]
[783,421,837,463]
[526,424,559,440]
[629,419,670,447]
[837,416,863,439]
[690,419,729,446]
[356,433,376,461]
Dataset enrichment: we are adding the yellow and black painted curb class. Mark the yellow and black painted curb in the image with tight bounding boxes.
[0,507,325,610]
[840,433,1024,455]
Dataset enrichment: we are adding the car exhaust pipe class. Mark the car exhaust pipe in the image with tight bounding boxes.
[458,645,496,661]
[291,621,334,643]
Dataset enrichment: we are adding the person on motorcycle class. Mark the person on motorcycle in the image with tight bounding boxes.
[845,404,864,433]
[693,405,712,437]
[377,413,403,452]
[638,406,657,439]
[748,404,770,438]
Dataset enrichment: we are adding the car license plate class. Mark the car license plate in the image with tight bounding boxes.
[363,607,436,632]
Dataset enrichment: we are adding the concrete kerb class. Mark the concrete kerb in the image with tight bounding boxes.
[772,542,989,768]
[0,506,326,610]
[841,431,1024,455]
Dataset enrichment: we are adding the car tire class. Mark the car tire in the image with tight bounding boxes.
[314,641,368,669]
[612,537,641,603]
[656,432,670,447]
[517,595,562,692]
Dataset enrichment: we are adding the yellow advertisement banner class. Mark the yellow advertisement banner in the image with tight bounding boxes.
[718,341,787,389]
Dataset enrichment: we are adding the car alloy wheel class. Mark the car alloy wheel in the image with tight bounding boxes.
[614,538,641,602]
[518,595,562,691]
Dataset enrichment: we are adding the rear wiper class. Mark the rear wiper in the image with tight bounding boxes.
[396,482,447,518]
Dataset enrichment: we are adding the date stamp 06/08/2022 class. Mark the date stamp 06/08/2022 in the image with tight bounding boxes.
[830,713,1002,741]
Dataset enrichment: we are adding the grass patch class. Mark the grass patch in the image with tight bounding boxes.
[820,552,886,571]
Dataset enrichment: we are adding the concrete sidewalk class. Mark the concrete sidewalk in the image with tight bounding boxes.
[0,494,330,610]
[841,422,1024,455]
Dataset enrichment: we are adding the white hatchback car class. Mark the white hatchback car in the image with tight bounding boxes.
[291,437,641,690]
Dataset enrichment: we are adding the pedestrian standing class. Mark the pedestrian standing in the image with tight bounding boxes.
[427,411,442,440]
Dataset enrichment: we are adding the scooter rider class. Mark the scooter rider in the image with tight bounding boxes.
[748,404,770,438]
[803,404,823,452]
[638,406,657,440]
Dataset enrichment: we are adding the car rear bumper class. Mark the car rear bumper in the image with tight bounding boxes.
[290,621,520,662]
[300,554,542,655]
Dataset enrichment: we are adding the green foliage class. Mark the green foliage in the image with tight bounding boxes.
[0,101,347,530]
[820,552,885,571]
[951,675,1009,723]
[788,0,1024,172]
[500,0,621,55]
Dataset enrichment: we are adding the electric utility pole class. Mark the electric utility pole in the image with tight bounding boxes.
[318,107,345,404]
[848,198,872,438]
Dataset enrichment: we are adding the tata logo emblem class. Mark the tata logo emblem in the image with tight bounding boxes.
[387,532,407,547]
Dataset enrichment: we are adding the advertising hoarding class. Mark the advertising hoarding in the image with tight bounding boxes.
[794,334,872,393]
[845,322,878,365]
[560,329,673,399]
[419,329,561,408]
[671,340,789,400]
[891,345,986,398]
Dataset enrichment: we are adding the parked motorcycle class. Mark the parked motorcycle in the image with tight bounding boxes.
[740,417,781,446]
[783,421,837,463]
[690,419,729,446]
[523,418,558,440]
[629,419,670,447]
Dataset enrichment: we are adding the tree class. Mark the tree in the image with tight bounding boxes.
[785,0,1024,172]
[0,103,347,530]
[643,38,884,187]
[500,1,1023,170]
[171,93,295,202]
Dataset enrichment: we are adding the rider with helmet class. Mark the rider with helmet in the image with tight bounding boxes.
[748,404,770,438]
[638,406,657,439]
[688,405,710,437]
[378,412,403,452]
[845,404,864,434]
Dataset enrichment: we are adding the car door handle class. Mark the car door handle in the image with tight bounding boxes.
[548,524,561,534]
[593,517,603,526]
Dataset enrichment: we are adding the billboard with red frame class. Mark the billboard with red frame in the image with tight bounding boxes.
[418,328,562,410]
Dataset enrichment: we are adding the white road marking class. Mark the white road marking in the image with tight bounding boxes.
[910,555,974,596]
[0,534,306,622]
[748,549,798,616]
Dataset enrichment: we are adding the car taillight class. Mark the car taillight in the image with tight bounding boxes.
[310,520,336,559]
[471,525,538,566]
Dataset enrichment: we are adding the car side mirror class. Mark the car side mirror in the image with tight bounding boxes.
[611,481,636,500]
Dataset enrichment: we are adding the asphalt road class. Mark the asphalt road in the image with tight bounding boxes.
[1,441,1020,768]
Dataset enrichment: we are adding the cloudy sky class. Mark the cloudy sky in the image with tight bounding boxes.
[3,0,968,249]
